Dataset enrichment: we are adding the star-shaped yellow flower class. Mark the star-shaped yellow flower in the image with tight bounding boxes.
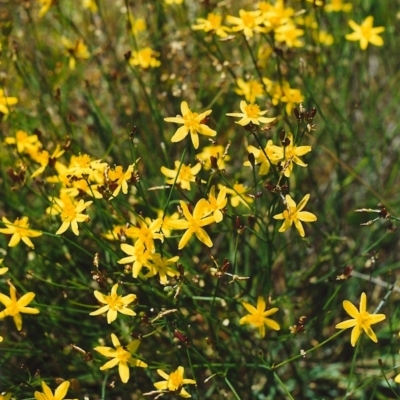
[0,282,40,331]
[239,296,280,338]
[0,89,18,115]
[335,292,386,347]
[273,194,317,237]
[226,101,276,126]
[89,284,137,323]
[345,16,385,50]
[34,380,77,400]
[164,101,216,149]
[192,13,231,38]
[161,161,202,191]
[167,199,215,249]
[0,216,42,248]
[154,366,196,398]
[279,132,311,177]
[94,334,147,383]
[226,9,266,38]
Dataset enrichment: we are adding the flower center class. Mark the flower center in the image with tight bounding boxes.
[244,104,261,118]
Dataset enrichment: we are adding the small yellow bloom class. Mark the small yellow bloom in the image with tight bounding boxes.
[226,9,266,38]
[83,0,98,13]
[240,296,280,338]
[192,13,231,38]
[275,23,304,47]
[61,37,90,70]
[335,292,386,347]
[196,145,230,171]
[34,380,77,400]
[94,334,147,383]
[164,0,183,4]
[161,161,202,191]
[395,373,400,384]
[5,130,41,154]
[259,1,294,31]
[0,216,42,248]
[324,0,352,12]
[205,185,227,223]
[50,196,93,236]
[167,199,215,249]
[144,253,179,285]
[0,282,40,331]
[235,79,264,104]
[30,144,65,178]
[224,183,253,208]
[243,141,283,175]
[226,101,276,126]
[0,393,11,400]
[279,132,310,177]
[273,194,317,237]
[128,14,146,35]
[0,89,18,115]
[117,241,153,278]
[89,284,137,323]
[125,218,164,253]
[0,259,8,275]
[129,47,160,69]
[154,366,196,398]
[164,101,216,149]
[108,165,134,197]
[280,84,304,116]
[345,16,385,50]
[38,0,54,18]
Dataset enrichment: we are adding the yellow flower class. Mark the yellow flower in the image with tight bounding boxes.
[0,216,42,248]
[279,132,311,177]
[205,185,227,223]
[0,259,8,275]
[30,144,65,178]
[161,161,202,191]
[0,393,11,400]
[164,101,216,149]
[345,16,385,50]
[0,89,18,115]
[273,194,317,237]
[196,145,230,171]
[164,0,183,4]
[108,165,134,197]
[154,366,196,398]
[324,0,352,12]
[38,0,54,18]
[167,199,215,249]
[259,0,294,31]
[335,292,386,347]
[226,9,266,38]
[275,23,304,48]
[94,333,147,383]
[0,282,40,331]
[117,241,153,278]
[50,196,93,236]
[239,296,280,338]
[235,78,264,104]
[83,0,98,13]
[280,83,304,115]
[243,141,283,175]
[224,183,253,208]
[192,13,231,38]
[129,47,160,69]
[61,37,90,70]
[5,130,41,154]
[34,381,77,400]
[128,14,146,35]
[144,253,179,284]
[89,284,137,323]
[226,101,276,126]
[395,373,400,384]
[125,218,164,253]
